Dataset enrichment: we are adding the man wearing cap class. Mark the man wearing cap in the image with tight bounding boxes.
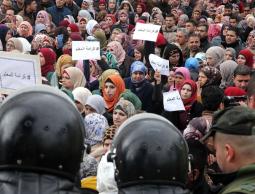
[203,106,255,194]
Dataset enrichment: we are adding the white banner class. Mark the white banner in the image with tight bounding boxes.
[163,90,185,112]
[72,41,101,60]
[149,54,169,76]
[133,23,161,42]
[0,52,42,94]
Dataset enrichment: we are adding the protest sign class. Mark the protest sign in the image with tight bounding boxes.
[163,90,185,111]
[133,23,161,42]
[72,41,100,60]
[0,52,41,94]
[149,54,169,76]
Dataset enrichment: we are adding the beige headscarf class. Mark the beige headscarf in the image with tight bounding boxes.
[55,54,74,77]
[64,67,86,89]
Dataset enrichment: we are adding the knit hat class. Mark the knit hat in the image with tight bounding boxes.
[238,49,254,68]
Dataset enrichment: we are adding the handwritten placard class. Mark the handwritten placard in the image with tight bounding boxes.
[149,54,169,76]
[72,41,100,60]
[133,23,161,42]
[163,90,185,112]
[0,52,42,94]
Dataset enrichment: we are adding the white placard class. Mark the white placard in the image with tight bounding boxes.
[149,54,169,76]
[0,52,42,94]
[163,90,185,112]
[133,23,161,42]
[72,41,101,60]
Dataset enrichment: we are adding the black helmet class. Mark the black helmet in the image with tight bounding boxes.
[0,85,85,180]
[110,113,189,188]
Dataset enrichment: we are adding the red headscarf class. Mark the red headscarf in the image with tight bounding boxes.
[39,48,56,77]
[102,74,126,112]
[180,79,197,111]
[238,49,254,68]
[68,23,80,33]
[106,14,116,26]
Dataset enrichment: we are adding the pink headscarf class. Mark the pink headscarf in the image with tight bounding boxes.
[36,10,50,26]
[107,41,126,66]
[17,21,33,36]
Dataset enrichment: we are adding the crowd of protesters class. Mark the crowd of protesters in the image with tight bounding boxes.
[1,0,255,193]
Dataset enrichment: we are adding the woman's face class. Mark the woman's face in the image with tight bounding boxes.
[108,0,116,9]
[38,52,45,66]
[85,104,96,115]
[6,40,15,52]
[75,100,85,113]
[104,82,116,99]
[79,20,86,30]
[198,71,208,87]
[123,3,130,11]
[134,49,142,61]
[136,5,143,14]
[105,16,114,26]
[113,109,128,127]
[5,30,13,42]
[168,70,175,85]
[61,72,74,90]
[131,71,145,82]
[119,13,128,23]
[169,52,180,65]
[236,54,246,66]
[81,1,89,9]
[206,54,215,66]
[181,84,192,100]
[99,3,106,11]
[110,29,120,40]
[224,50,233,61]
[36,13,45,23]
[175,73,185,86]
[19,24,29,37]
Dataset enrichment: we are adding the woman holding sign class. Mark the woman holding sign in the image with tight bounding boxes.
[162,79,203,132]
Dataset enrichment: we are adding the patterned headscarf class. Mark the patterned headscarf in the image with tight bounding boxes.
[114,99,136,118]
[200,66,222,87]
[84,113,109,146]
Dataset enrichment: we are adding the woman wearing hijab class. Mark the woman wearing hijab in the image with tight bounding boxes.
[61,66,86,91]
[205,46,226,68]
[49,54,74,88]
[102,74,125,113]
[163,43,184,69]
[112,9,134,34]
[118,0,135,25]
[219,60,238,89]
[162,79,203,132]
[72,87,92,117]
[38,48,56,79]
[112,99,135,129]
[171,67,191,91]
[197,66,222,102]
[107,0,117,15]
[84,112,109,161]
[124,61,153,112]
[107,40,134,78]
[35,10,51,27]
[15,21,33,42]
[5,37,23,52]
[236,49,254,68]
[224,47,236,61]
[85,94,106,116]
[185,57,199,81]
